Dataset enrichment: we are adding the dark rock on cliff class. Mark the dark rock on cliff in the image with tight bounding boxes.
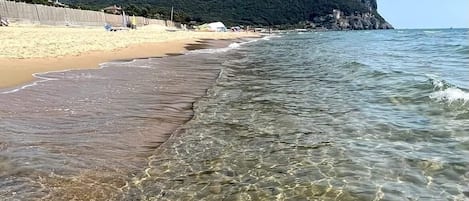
[316,11,393,30]
[309,0,393,30]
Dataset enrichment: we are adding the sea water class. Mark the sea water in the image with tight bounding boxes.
[1,29,468,200]
[128,29,469,200]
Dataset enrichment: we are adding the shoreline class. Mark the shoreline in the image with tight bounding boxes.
[0,25,259,89]
[0,39,189,89]
[0,38,243,199]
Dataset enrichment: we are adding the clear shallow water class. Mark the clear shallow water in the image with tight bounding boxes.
[0,51,228,200]
[0,30,468,200]
[130,29,469,200]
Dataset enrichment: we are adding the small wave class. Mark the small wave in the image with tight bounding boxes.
[135,65,153,69]
[430,88,469,105]
[100,59,138,68]
[228,43,240,48]
[0,70,67,94]
[429,77,445,90]
[0,58,143,94]
[1,80,44,94]
[426,74,454,90]
[187,43,239,54]
[426,74,469,105]
[456,45,469,54]
[1,58,141,95]
[262,34,282,41]
[423,30,442,34]
[431,44,469,53]
[187,37,267,54]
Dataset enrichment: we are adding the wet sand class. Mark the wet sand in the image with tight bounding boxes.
[0,23,260,199]
[0,38,244,200]
[0,25,258,88]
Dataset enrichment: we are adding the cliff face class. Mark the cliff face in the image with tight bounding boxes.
[338,13,394,30]
[311,10,393,30]
[310,0,393,30]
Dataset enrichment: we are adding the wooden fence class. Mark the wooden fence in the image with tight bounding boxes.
[0,0,181,28]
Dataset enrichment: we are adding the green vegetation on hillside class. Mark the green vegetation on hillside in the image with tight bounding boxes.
[60,0,385,27]
[12,0,49,5]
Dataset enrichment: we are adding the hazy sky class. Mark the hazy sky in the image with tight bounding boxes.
[378,0,469,29]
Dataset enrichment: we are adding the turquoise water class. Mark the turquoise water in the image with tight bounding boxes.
[0,29,468,200]
[130,29,469,200]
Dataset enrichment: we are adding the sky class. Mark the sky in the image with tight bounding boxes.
[378,0,469,29]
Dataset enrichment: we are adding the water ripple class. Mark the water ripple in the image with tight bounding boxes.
[129,29,469,200]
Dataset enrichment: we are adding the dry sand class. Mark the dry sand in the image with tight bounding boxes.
[0,24,258,88]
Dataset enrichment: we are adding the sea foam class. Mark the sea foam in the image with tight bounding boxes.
[262,34,282,41]
[430,88,469,105]
[427,74,469,105]
[187,36,270,54]
[228,43,241,48]
[1,71,63,94]
[187,43,239,54]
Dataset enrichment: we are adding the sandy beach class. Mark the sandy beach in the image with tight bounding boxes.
[0,24,258,88]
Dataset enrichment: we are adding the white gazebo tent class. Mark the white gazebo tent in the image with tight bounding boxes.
[207,22,227,32]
